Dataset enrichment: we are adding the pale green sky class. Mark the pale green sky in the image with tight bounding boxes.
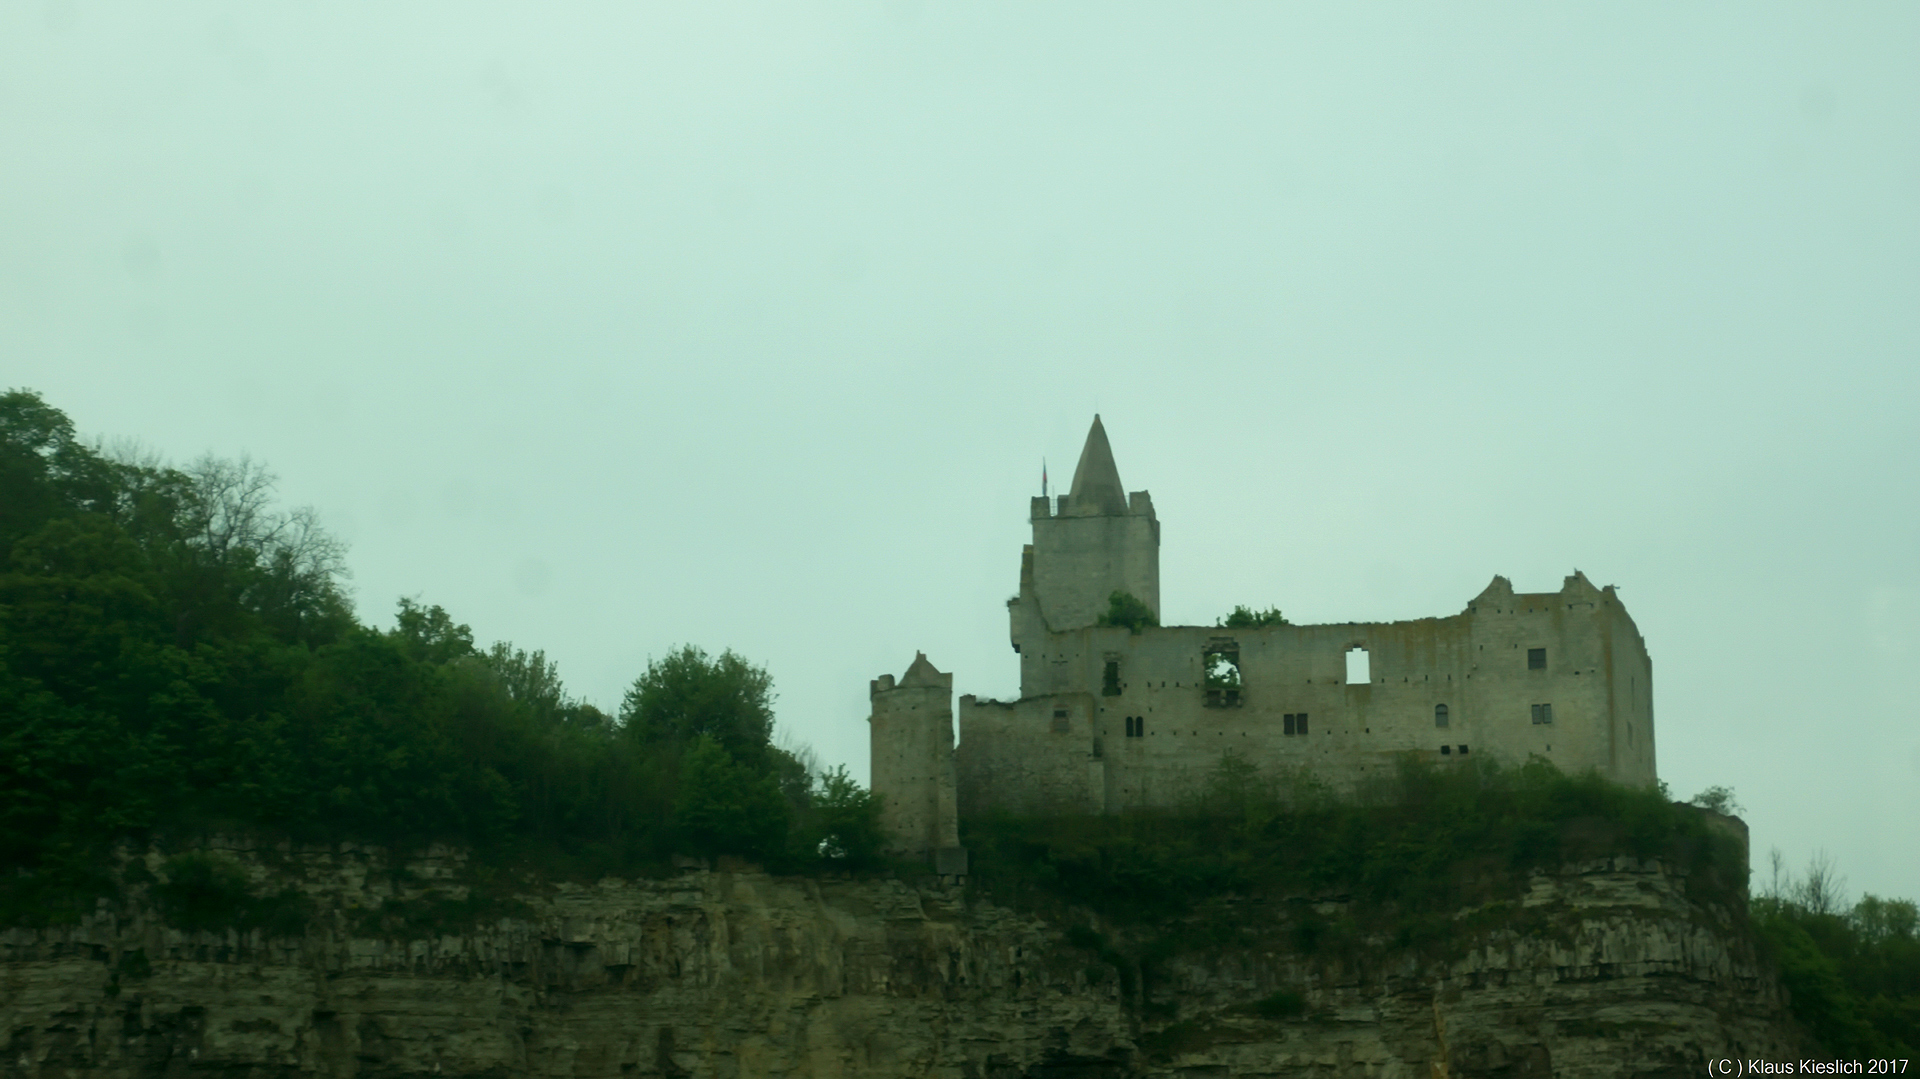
[4,3,1916,901]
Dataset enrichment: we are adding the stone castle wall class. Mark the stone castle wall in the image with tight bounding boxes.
[1025,492,1161,633]
[959,571,1656,816]
[867,656,959,857]
[879,416,1658,826]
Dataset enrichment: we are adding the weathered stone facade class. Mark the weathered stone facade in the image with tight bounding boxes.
[873,417,1657,834]
[867,654,962,870]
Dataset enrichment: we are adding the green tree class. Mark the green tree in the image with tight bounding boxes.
[392,599,475,664]
[673,736,789,861]
[620,646,775,768]
[806,765,884,867]
[0,389,118,548]
[1689,784,1744,816]
[1219,605,1287,628]
[484,643,569,726]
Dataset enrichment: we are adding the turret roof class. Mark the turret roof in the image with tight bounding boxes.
[1067,415,1129,516]
[901,651,946,687]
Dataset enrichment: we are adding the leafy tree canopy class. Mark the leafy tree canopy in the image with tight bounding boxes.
[0,391,890,925]
[620,645,775,767]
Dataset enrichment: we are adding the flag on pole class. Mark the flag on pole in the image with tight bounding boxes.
[1042,460,1048,498]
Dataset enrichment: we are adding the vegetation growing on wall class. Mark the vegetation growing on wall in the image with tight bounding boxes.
[965,754,1751,1021]
[966,754,1747,932]
[1218,605,1287,628]
[0,390,885,925]
[1096,590,1157,633]
[968,758,1915,1056]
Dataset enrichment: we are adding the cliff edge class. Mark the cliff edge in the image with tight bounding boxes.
[0,839,1796,1078]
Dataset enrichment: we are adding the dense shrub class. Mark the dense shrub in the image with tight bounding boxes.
[1752,862,1918,1056]
[964,753,1748,927]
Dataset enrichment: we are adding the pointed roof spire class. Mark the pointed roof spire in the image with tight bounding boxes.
[1067,415,1129,516]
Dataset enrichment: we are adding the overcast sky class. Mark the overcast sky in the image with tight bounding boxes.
[5,4,1915,902]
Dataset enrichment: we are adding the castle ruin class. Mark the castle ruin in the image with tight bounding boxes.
[870,417,1657,861]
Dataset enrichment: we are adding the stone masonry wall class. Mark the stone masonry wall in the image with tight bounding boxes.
[966,573,1655,816]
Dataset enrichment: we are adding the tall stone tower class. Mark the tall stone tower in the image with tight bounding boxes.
[868,653,963,871]
[1020,416,1160,637]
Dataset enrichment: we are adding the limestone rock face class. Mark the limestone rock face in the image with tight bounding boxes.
[0,844,1795,1078]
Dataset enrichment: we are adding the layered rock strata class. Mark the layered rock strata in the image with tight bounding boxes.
[0,843,1795,1077]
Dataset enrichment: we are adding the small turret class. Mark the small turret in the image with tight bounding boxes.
[868,653,965,873]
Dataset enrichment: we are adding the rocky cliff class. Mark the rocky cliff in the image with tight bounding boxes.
[1,841,1796,1078]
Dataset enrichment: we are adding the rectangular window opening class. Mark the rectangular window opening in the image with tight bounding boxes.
[1102,658,1122,697]
[1345,647,1371,684]
[1528,647,1547,670]
[1440,745,1451,755]
[1530,703,1553,725]
[1284,713,1295,736]
[1459,745,1468,754]
[1204,644,1242,708]
[1434,703,1450,728]
[1298,712,1308,735]
[1052,708,1070,733]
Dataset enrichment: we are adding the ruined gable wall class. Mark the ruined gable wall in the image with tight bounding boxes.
[954,694,1101,817]
[961,580,1653,816]
[1459,591,1618,780]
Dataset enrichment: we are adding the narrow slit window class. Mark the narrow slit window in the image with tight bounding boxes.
[1345,647,1371,684]
[1297,712,1308,735]
[1284,713,1295,736]
[1434,703,1450,728]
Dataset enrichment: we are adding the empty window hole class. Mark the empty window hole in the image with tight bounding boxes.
[1345,647,1370,684]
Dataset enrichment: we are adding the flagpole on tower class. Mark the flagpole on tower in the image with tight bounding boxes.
[1042,459,1048,499]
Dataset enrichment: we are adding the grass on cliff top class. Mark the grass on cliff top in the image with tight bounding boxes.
[963,754,1745,930]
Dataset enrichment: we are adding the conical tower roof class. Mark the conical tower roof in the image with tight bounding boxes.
[1067,415,1129,515]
